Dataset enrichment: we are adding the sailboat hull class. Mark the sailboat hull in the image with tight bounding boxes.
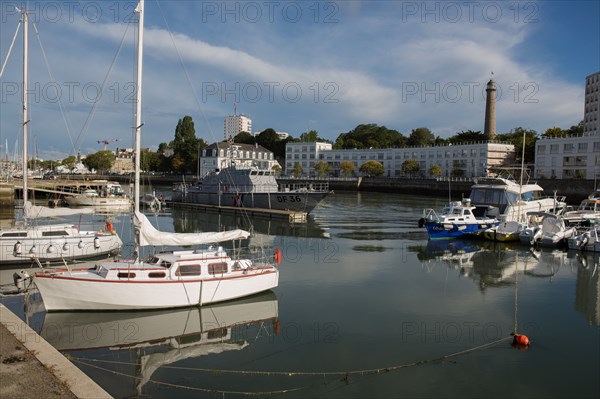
[0,228,122,265]
[35,267,279,311]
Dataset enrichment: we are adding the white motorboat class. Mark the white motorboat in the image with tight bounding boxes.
[34,0,278,311]
[64,182,130,208]
[562,195,600,225]
[0,10,122,265]
[468,177,566,224]
[536,215,577,247]
[420,198,498,240]
[568,225,600,252]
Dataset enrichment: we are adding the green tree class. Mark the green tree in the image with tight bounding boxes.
[448,130,486,144]
[233,131,255,145]
[299,130,319,142]
[157,142,169,154]
[339,160,355,177]
[313,161,332,177]
[334,124,406,149]
[271,164,282,175]
[428,164,442,177]
[359,160,384,176]
[407,127,435,147]
[256,128,280,151]
[141,148,161,172]
[61,155,77,170]
[401,159,420,175]
[496,127,537,164]
[292,162,303,177]
[172,115,199,173]
[451,167,465,177]
[82,150,114,173]
[566,120,584,136]
[542,127,566,138]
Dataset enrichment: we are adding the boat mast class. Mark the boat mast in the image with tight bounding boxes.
[517,130,526,223]
[22,8,29,207]
[133,0,144,259]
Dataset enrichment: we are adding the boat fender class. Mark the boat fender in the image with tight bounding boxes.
[94,236,100,249]
[13,241,22,255]
[581,235,589,248]
[418,218,426,228]
[273,248,282,265]
[274,319,281,336]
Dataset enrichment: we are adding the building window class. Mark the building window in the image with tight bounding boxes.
[564,143,574,153]
[538,145,545,154]
[550,144,559,154]
[578,142,588,153]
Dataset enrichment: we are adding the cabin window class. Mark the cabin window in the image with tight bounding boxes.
[117,272,136,278]
[208,262,228,274]
[1,232,27,237]
[177,264,202,276]
[42,231,68,237]
[207,328,228,339]
[148,272,166,278]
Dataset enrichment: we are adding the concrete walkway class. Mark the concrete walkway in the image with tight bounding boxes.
[0,304,112,399]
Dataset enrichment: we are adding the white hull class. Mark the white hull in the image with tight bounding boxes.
[0,228,121,265]
[35,266,278,311]
[64,196,131,208]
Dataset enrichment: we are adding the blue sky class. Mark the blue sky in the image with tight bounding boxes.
[1,0,598,160]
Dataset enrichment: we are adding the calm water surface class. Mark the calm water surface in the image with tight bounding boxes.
[1,191,599,398]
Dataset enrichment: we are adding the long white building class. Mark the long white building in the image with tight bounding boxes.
[285,141,515,178]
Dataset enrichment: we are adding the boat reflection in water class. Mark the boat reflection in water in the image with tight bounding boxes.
[417,240,567,288]
[37,291,279,395]
[573,251,600,326]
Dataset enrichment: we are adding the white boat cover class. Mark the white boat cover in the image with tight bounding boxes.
[24,201,94,218]
[542,216,565,234]
[135,211,250,246]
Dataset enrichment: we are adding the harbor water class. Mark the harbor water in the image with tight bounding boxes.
[1,191,599,398]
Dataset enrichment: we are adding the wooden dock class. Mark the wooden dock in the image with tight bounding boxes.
[169,201,307,223]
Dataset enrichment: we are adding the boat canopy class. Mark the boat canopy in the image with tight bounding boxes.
[135,211,250,247]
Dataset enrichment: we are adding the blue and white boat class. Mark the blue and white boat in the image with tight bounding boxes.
[420,199,499,240]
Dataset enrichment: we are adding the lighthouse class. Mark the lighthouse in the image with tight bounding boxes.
[484,79,496,140]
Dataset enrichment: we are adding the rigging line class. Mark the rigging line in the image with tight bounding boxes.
[76,20,133,150]
[154,0,262,229]
[30,21,76,154]
[153,0,217,143]
[73,336,512,377]
[72,358,306,396]
[0,20,21,79]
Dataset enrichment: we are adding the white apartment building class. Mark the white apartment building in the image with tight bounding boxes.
[584,71,600,134]
[224,114,252,140]
[199,142,278,178]
[285,141,514,178]
[534,132,599,180]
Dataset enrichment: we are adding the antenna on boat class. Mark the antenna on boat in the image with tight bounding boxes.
[517,130,526,223]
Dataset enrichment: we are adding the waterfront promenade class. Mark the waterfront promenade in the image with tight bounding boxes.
[0,304,111,399]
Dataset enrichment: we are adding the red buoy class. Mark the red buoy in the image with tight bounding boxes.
[512,333,530,347]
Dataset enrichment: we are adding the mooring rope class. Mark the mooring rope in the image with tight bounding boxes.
[72,358,306,396]
[72,335,512,381]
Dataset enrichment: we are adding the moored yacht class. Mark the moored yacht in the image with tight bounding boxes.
[420,198,499,240]
[468,177,566,224]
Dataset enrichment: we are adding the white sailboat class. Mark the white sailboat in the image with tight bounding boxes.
[0,8,122,265]
[34,0,279,310]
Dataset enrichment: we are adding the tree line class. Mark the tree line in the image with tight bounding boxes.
[44,115,584,175]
